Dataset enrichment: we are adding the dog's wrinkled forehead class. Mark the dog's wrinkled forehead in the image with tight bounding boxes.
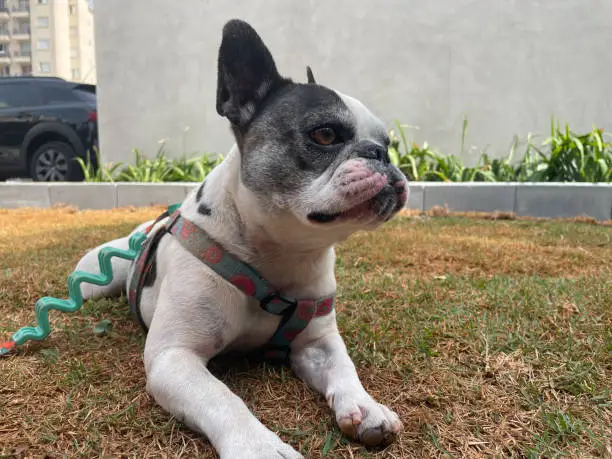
[258,83,353,129]
[246,84,388,149]
[333,91,388,143]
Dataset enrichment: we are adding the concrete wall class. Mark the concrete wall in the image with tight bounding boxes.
[95,0,612,165]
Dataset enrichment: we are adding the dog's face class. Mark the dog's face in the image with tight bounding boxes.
[216,20,408,238]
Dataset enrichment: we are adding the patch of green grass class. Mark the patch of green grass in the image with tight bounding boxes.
[526,407,598,457]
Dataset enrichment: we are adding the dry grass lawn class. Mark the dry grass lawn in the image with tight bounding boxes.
[1,206,611,458]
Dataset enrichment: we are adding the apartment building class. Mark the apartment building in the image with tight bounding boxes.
[0,0,95,82]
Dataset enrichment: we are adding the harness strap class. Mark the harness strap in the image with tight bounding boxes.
[128,207,335,362]
[166,212,293,315]
[128,205,181,330]
[128,224,168,332]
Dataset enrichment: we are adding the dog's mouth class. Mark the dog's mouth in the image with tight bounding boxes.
[307,176,408,225]
[307,200,375,224]
[307,212,340,223]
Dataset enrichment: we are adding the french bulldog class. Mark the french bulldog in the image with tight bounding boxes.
[77,19,408,459]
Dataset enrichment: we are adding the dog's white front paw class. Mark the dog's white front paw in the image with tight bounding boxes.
[329,392,403,446]
[218,428,303,459]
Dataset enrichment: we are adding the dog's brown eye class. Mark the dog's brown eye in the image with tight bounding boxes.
[310,127,337,146]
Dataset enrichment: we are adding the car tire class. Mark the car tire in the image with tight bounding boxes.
[29,141,85,182]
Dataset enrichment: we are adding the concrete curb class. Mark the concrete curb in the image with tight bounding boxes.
[1,182,611,221]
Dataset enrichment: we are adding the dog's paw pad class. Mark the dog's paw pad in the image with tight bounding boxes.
[360,420,402,446]
[333,395,403,446]
[337,410,362,438]
[360,425,385,446]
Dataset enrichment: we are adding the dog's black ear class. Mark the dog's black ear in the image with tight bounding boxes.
[216,19,288,127]
[306,66,316,84]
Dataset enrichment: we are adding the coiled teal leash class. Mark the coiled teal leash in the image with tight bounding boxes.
[0,230,147,356]
[0,203,182,356]
[2,204,184,357]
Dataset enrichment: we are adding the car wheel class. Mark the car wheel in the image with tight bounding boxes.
[30,141,84,182]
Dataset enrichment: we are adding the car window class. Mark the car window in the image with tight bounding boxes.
[0,83,44,108]
[72,85,96,104]
[38,83,96,105]
[74,83,96,94]
[40,84,80,104]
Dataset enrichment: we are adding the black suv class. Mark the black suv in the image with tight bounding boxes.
[0,76,98,181]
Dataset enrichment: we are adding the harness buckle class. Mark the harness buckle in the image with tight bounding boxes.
[260,293,297,316]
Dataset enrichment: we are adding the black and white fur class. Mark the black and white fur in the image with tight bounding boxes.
[77,20,408,458]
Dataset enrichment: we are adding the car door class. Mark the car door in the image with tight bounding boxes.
[0,82,44,171]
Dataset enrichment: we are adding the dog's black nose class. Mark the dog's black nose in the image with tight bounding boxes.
[355,141,390,164]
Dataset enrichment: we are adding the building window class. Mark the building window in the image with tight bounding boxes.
[69,5,77,15]
[71,68,80,80]
[17,0,28,11]
[37,39,50,50]
[39,62,51,73]
[21,64,32,75]
[37,17,49,28]
[14,21,30,34]
[0,43,8,55]
[0,66,10,77]
[38,0,49,4]
[19,42,30,55]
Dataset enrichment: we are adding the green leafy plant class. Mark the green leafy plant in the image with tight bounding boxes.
[115,148,174,182]
[389,120,496,182]
[389,118,611,183]
[82,117,611,183]
[512,133,547,182]
[162,153,224,182]
[526,119,612,182]
[79,147,224,183]
[388,122,440,180]
[75,148,123,182]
